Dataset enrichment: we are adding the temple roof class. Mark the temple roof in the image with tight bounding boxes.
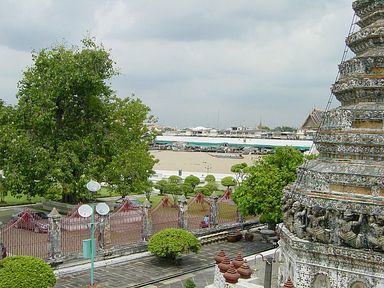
[300,109,324,130]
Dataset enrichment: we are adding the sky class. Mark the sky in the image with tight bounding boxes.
[0,0,355,129]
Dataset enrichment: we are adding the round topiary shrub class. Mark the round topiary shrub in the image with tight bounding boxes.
[0,256,56,288]
[148,228,201,262]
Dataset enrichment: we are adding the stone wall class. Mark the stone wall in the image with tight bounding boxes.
[278,225,384,288]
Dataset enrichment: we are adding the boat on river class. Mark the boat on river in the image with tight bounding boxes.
[209,153,244,159]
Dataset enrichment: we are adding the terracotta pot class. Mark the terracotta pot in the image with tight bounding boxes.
[214,249,226,264]
[218,256,231,273]
[237,259,252,279]
[284,277,295,288]
[223,263,240,284]
[232,253,244,269]
[227,233,242,242]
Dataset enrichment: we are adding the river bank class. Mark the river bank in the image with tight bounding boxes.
[150,150,260,174]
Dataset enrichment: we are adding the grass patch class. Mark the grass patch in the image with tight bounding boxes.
[96,187,147,199]
[96,187,120,198]
[0,194,45,207]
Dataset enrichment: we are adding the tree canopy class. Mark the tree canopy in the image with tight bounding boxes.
[184,175,200,193]
[204,174,216,183]
[0,38,156,203]
[195,181,218,196]
[221,176,236,189]
[232,146,304,225]
[168,175,182,184]
[154,174,219,197]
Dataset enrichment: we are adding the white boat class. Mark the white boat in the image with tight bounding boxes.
[209,153,244,159]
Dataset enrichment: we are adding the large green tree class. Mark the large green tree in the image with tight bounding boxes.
[232,146,304,225]
[0,101,14,202]
[0,38,156,203]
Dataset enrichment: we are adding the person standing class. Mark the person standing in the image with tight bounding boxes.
[203,215,209,227]
[0,243,6,259]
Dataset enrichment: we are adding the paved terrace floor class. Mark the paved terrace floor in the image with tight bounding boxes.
[55,239,274,288]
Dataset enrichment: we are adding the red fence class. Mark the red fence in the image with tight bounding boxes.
[108,201,143,247]
[150,196,179,233]
[0,210,49,258]
[60,207,98,256]
[217,191,239,225]
[0,193,254,260]
[186,193,211,230]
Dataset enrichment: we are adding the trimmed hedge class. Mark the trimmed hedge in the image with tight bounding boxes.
[148,228,201,260]
[0,256,56,288]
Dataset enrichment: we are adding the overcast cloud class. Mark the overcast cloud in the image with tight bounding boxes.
[0,0,354,129]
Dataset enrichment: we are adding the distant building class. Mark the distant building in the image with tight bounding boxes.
[155,135,312,151]
[297,109,324,139]
[158,110,326,140]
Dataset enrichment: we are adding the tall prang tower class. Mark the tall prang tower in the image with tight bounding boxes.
[279,1,384,287]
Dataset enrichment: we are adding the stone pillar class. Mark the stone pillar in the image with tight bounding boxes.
[210,192,219,227]
[103,215,111,247]
[48,208,62,260]
[97,215,107,250]
[178,195,187,229]
[264,256,273,288]
[142,199,152,240]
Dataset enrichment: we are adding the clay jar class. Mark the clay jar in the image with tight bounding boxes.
[214,249,226,264]
[223,263,240,284]
[237,259,252,279]
[227,231,242,242]
[218,256,231,273]
[232,252,244,269]
[284,277,295,288]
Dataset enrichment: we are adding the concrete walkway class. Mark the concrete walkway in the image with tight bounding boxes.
[55,239,274,288]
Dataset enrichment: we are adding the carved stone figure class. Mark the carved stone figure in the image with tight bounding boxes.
[292,201,307,238]
[338,211,364,248]
[366,215,384,251]
[306,206,330,243]
[282,196,295,232]
[281,194,294,213]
